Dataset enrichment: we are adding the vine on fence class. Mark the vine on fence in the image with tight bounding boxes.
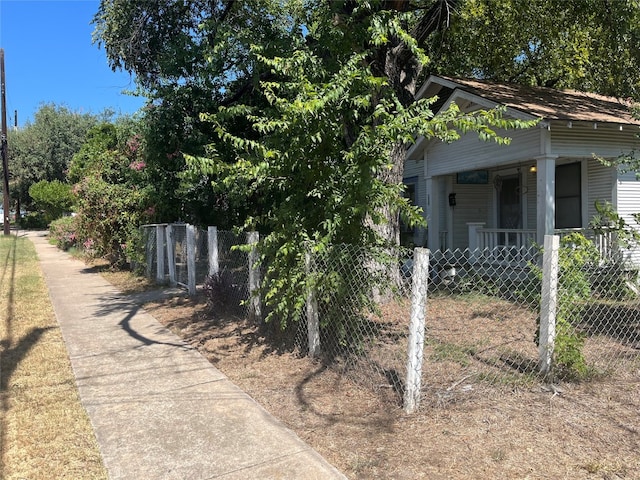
[531,233,599,378]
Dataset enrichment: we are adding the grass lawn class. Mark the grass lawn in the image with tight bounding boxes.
[0,234,107,480]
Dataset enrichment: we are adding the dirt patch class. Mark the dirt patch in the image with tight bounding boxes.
[144,293,640,479]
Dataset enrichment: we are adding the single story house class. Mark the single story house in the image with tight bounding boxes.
[403,75,640,265]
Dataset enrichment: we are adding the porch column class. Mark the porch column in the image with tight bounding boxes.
[535,155,557,245]
[426,176,440,250]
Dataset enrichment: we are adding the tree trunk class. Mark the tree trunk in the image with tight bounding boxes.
[350,0,456,300]
[367,142,406,303]
[368,142,406,246]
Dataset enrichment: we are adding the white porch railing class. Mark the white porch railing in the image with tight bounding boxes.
[467,223,622,266]
[555,228,620,264]
[468,224,538,250]
[466,223,537,266]
[476,228,537,250]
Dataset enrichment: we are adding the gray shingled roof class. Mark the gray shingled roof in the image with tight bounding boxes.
[442,77,640,125]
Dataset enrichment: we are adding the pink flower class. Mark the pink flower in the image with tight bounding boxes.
[126,134,142,154]
[129,160,146,171]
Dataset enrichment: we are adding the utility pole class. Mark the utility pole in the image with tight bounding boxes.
[0,49,10,235]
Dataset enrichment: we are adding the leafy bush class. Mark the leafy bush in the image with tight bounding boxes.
[49,216,79,251]
[28,180,74,224]
[19,212,48,229]
[203,270,245,317]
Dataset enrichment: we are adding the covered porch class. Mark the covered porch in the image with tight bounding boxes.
[424,155,561,252]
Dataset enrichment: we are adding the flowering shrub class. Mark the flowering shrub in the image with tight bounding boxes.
[68,124,156,268]
[49,216,80,251]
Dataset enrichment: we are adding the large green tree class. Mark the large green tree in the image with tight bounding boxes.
[93,0,300,227]
[93,0,640,238]
[8,104,100,213]
[94,0,534,321]
[428,0,640,97]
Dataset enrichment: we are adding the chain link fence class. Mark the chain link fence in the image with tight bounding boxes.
[140,224,158,279]
[296,244,415,407]
[293,238,639,409]
[139,226,640,411]
[206,230,251,317]
[140,224,255,315]
[172,223,187,287]
[417,246,542,403]
[546,233,640,379]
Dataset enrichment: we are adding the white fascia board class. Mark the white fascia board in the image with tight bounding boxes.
[415,75,460,100]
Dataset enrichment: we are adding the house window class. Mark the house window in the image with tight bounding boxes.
[401,179,417,246]
[555,162,581,229]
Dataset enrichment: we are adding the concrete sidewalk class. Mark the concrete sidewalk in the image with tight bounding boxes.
[27,231,346,480]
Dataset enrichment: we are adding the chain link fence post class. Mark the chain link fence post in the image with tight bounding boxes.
[404,247,429,414]
[305,251,321,358]
[144,226,155,279]
[539,234,560,377]
[155,224,166,284]
[208,226,219,277]
[166,224,177,287]
[247,231,262,321]
[187,224,197,296]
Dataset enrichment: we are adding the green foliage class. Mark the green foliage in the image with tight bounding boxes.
[553,234,597,378]
[19,212,48,230]
[94,0,302,228]
[69,120,155,266]
[530,233,597,379]
[49,216,80,251]
[307,244,388,352]
[431,0,640,98]
[192,6,536,328]
[28,180,74,224]
[589,199,640,249]
[7,104,100,213]
[585,200,639,300]
[93,1,570,335]
[553,316,588,379]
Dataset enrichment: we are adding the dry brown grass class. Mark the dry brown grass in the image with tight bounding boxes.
[0,235,106,480]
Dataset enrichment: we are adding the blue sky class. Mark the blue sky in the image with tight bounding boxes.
[0,0,146,127]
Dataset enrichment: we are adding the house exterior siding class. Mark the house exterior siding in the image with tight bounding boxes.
[550,123,639,158]
[616,175,640,265]
[424,128,542,177]
[450,183,492,250]
[587,158,615,220]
